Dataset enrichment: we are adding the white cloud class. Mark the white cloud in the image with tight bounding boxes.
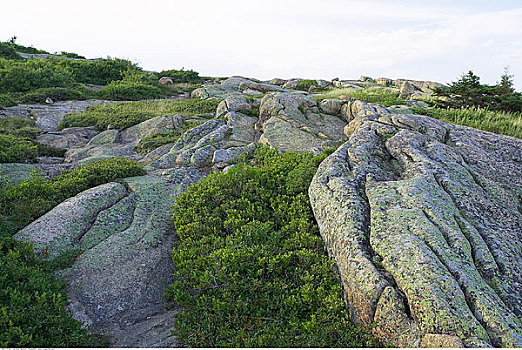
[1,0,521,89]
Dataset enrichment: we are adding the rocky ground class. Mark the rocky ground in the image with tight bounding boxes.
[3,76,521,347]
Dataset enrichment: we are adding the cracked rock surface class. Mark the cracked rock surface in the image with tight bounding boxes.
[309,112,522,347]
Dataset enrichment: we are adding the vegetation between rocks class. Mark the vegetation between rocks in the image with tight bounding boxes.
[412,106,522,139]
[135,120,204,155]
[0,117,65,163]
[59,98,221,130]
[0,157,145,237]
[167,146,381,347]
[315,86,406,106]
[0,237,96,347]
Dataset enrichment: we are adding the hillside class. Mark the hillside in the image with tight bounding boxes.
[1,43,521,348]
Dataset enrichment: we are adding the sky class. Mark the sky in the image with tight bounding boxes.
[2,0,521,90]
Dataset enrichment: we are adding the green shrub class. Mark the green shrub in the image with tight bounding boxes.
[98,81,164,101]
[0,94,17,107]
[56,51,85,59]
[157,69,201,83]
[296,79,317,91]
[0,117,65,161]
[412,106,522,139]
[0,58,75,93]
[56,58,138,85]
[60,98,220,130]
[167,146,381,347]
[0,158,145,237]
[0,135,37,163]
[0,43,21,60]
[0,237,95,347]
[19,86,93,103]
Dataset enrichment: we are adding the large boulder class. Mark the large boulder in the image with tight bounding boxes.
[309,112,522,347]
[257,92,347,154]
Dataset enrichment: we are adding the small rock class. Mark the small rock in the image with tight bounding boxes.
[158,77,174,85]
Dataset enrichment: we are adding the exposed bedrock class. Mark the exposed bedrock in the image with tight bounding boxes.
[309,112,522,347]
[15,167,204,347]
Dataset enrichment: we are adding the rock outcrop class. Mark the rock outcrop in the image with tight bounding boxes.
[8,74,521,348]
[309,112,522,347]
[15,168,204,347]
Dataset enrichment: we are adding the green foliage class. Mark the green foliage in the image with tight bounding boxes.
[296,79,317,91]
[0,117,65,162]
[0,58,75,93]
[0,135,37,163]
[157,69,201,83]
[434,70,522,113]
[315,86,406,106]
[135,120,204,155]
[0,237,95,347]
[56,58,137,85]
[0,43,21,60]
[56,51,85,59]
[0,94,17,107]
[60,98,220,130]
[0,158,145,237]
[412,106,522,139]
[2,40,48,54]
[168,146,381,347]
[98,81,164,101]
[19,86,94,103]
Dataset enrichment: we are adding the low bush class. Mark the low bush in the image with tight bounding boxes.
[59,98,220,130]
[19,86,94,103]
[0,94,17,108]
[0,158,145,237]
[296,79,317,91]
[157,69,201,83]
[0,58,75,93]
[0,135,37,163]
[0,117,65,161]
[412,106,522,139]
[0,237,95,347]
[167,146,381,347]
[98,81,164,101]
[0,43,21,60]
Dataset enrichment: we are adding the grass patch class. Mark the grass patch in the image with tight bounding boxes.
[167,146,382,347]
[412,106,522,139]
[315,86,406,106]
[59,98,221,130]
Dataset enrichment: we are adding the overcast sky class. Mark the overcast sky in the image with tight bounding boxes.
[2,0,521,90]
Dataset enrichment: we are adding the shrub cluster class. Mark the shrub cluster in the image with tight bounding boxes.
[0,157,145,237]
[59,98,220,130]
[434,70,522,113]
[156,69,202,83]
[296,79,317,91]
[0,237,95,347]
[167,146,381,347]
[0,117,65,162]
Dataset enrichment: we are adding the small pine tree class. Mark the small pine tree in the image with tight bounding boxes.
[497,67,515,94]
